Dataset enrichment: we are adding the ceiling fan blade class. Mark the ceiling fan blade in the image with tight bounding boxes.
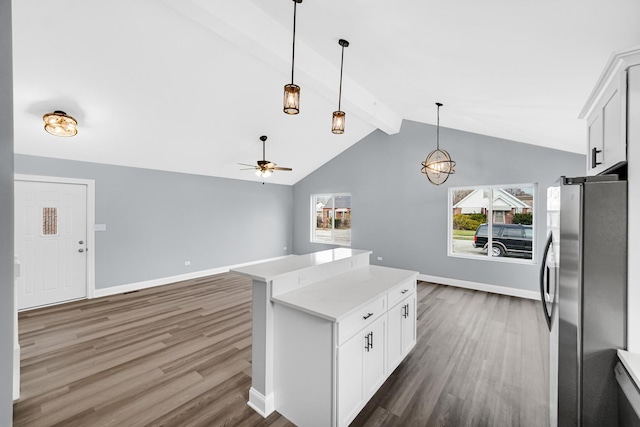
[238,163,258,168]
[239,167,257,170]
[273,167,292,171]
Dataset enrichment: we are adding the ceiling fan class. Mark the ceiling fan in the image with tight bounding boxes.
[239,135,293,177]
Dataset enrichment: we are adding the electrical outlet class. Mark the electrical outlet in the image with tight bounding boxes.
[377,257,382,261]
[184,261,191,266]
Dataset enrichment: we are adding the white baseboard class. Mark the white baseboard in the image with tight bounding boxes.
[94,255,294,298]
[418,274,540,300]
[247,387,275,418]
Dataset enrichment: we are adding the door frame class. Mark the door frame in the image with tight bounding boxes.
[14,174,96,300]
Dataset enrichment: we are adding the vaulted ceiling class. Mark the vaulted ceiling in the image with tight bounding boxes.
[11,0,640,185]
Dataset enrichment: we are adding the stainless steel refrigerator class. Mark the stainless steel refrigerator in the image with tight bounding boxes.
[541,174,627,427]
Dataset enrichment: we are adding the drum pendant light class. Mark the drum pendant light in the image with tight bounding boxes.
[421,103,456,185]
[332,39,349,134]
[283,0,303,115]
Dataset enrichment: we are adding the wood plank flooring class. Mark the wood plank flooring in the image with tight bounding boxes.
[14,274,549,427]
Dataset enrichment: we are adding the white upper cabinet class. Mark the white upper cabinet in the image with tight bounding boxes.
[580,46,640,175]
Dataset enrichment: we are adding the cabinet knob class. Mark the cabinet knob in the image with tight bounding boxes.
[401,289,409,294]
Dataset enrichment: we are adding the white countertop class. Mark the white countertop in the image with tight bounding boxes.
[618,350,640,388]
[272,265,418,322]
[230,248,371,282]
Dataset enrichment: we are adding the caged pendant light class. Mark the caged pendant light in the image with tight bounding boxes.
[331,39,349,134]
[283,0,303,115]
[421,103,455,185]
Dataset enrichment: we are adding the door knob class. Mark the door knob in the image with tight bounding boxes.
[78,248,84,253]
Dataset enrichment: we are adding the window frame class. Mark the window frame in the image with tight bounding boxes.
[310,193,352,247]
[448,183,537,264]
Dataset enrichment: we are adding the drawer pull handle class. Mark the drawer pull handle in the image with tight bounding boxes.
[401,289,409,294]
[363,312,374,320]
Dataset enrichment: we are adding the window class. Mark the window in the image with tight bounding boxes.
[449,184,536,262]
[42,207,58,236]
[311,193,351,246]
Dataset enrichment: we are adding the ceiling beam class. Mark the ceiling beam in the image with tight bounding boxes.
[158,0,403,135]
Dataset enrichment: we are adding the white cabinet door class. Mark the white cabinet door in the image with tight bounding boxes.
[338,314,387,427]
[586,70,626,175]
[387,300,404,372]
[362,315,386,398]
[387,293,417,373]
[401,294,417,356]
[337,329,364,427]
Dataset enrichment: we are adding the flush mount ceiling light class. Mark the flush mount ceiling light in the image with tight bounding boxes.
[43,110,78,137]
[421,103,455,185]
[283,0,303,115]
[332,39,349,134]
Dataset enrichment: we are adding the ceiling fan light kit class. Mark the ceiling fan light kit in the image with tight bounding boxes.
[283,0,303,115]
[421,102,456,185]
[332,38,349,134]
[239,135,293,179]
[43,110,78,137]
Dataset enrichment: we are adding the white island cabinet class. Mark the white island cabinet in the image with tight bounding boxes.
[232,249,418,427]
[272,265,418,427]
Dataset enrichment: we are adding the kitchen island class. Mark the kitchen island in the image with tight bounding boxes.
[232,249,418,426]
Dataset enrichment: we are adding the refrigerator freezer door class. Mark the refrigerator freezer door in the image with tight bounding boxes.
[557,178,627,427]
[580,180,627,426]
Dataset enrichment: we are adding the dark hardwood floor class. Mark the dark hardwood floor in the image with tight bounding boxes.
[14,274,549,427]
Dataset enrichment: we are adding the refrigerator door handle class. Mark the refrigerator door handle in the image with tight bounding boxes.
[539,233,554,330]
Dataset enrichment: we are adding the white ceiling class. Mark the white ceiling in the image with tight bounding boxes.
[11,0,640,185]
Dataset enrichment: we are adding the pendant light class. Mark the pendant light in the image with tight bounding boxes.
[43,111,78,137]
[421,103,455,185]
[332,39,349,134]
[283,0,303,115]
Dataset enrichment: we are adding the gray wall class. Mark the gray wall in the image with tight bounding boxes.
[15,155,293,290]
[0,0,13,423]
[292,119,585,292]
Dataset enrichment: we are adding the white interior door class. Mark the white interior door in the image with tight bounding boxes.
[15,180,88,310]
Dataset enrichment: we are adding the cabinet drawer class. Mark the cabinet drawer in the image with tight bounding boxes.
[388,279,416,308]
[338,296,386,346]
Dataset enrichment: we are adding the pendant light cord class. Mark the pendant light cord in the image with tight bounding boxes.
[338,44,345,111]
[291,1,297,85]
[436,102,442,150]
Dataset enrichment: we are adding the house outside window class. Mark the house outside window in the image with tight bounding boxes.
[311,193,351,246]
[449,184,536,262]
